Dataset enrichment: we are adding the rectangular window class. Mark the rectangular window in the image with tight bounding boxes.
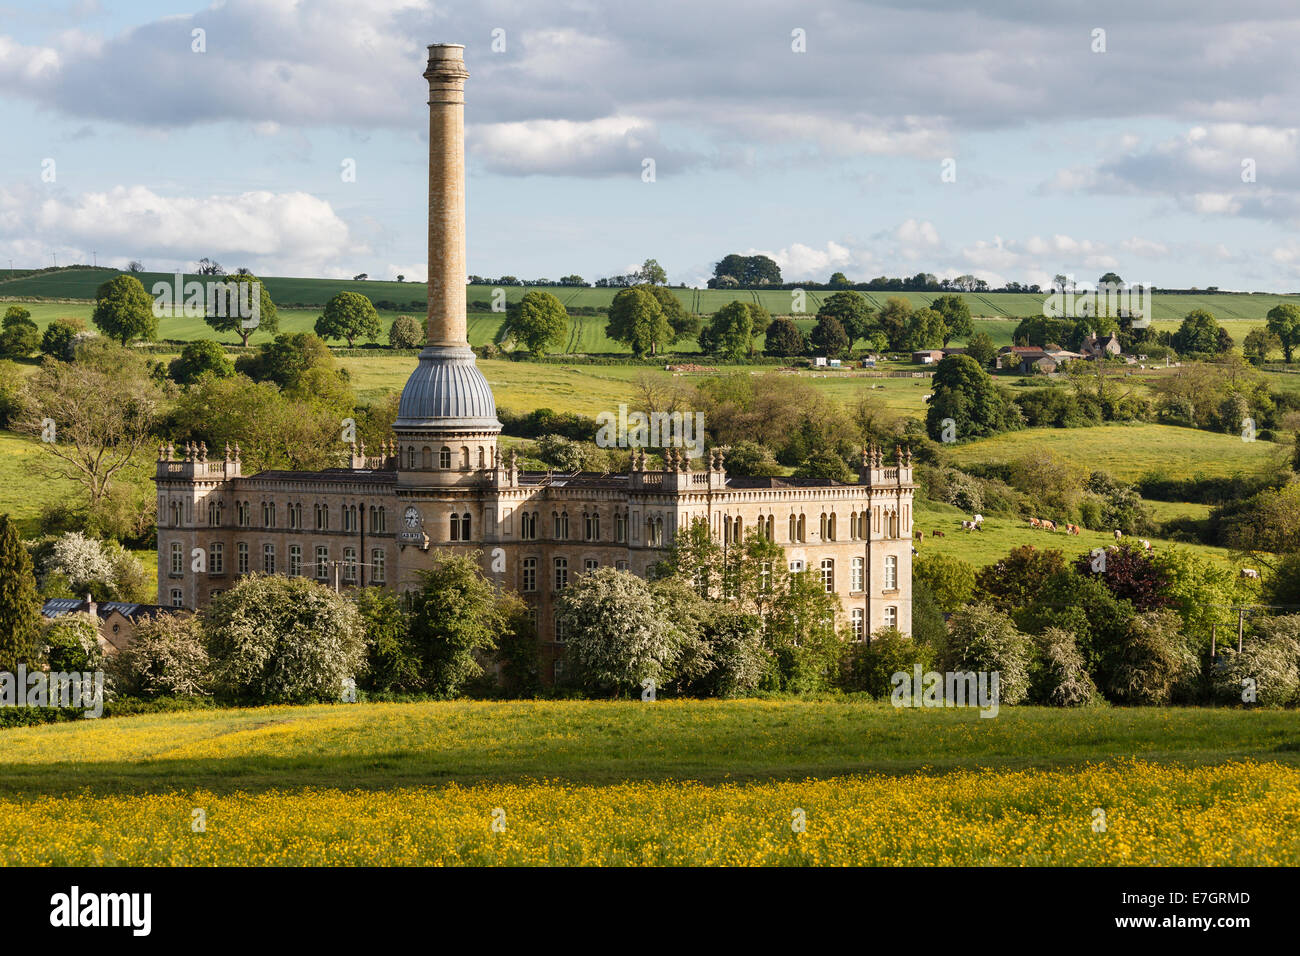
[170,542,183,575]
[343,547,357,583]
[263,544,275,574]
[554,557,568,591]
[852,608,865,641]
[522,557,537,593]
[555,616,568,644]
[885,555,898,591]
[821,559,834,593]
[371,548,386,583]
[315,546,329,580]
[289,545,302,576]
[237,542,249,575]
[170,588,184,608]
[851,557,864,592]
[209,543,224,574]
[615,560,629,572]
[584,558,598,573]
[615,513,627,543]
[789,559,804,573]
[884,606,898,629]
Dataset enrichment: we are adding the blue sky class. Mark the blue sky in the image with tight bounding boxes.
[2,0,1299,290]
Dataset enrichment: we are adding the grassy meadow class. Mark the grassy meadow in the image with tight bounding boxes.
[2,700,1299,865]
[944,422,1281,483]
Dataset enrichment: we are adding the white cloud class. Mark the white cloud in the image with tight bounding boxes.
[469,114,689,177]
[1,184,357,274]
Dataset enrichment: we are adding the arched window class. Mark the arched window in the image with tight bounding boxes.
[460,446,470,470]
[407,446,416,470]
[460,512,471,540]
[859,511,869,539]
[788,514,797,542]
[450,512,461,541]
[797,514,806,543]
[827,513,836,541]
[478,447,486,467]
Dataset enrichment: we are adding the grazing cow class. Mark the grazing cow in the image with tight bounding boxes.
[961,520,973,531]
[1029,517,1042,528]
[1042,520,1057,531]
[1114,530,1122,541]
[1065,523,1080,535]
[1141,539,1152,552]
[1241,568,1260,579]
[932,530,945,538]
[915,530,924,541]
[972,514,984,528]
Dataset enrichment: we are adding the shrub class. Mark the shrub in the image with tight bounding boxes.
[408,552,523,698]
[696,605,768,698]
[202,575,366,703]
[42,612,103,673]
[1108,609,1198,705]
[107,613,209,698]
[913,554,975,614]
[558,567,686,697]
[40,318,86,360]
[842,627,933,698]
[169,339,234,385]
[388,315,424,349]
[1211,615,1300,706]
[1029,627,1097,706]
[352,587,418,693]
[939,605,1031,705]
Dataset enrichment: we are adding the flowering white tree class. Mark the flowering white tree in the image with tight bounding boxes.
[557,568,685,697]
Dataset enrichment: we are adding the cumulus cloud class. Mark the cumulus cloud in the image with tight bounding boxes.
[6,0,1299,176]
[0,183,358,274]
[469,114,706,177]
[1045,122,1300,223]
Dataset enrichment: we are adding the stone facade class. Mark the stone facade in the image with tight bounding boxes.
[153,43,915,679]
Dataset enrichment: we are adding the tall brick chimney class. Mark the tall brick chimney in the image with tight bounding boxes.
[424,43,469,348]
[393,41,499,473]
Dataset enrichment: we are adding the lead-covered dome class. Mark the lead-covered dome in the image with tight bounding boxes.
[394,345,500,430]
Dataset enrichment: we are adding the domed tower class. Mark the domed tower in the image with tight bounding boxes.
[394,44,501,498]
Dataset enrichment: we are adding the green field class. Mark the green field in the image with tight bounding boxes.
[6,266,1298,322]
[914,498,1238,569]
[2,701,1298,865]
[944,423,1281,482]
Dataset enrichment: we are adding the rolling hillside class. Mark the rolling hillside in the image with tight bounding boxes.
[4,266,1297,321]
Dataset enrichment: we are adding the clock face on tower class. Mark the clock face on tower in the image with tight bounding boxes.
[403,506,422,529]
